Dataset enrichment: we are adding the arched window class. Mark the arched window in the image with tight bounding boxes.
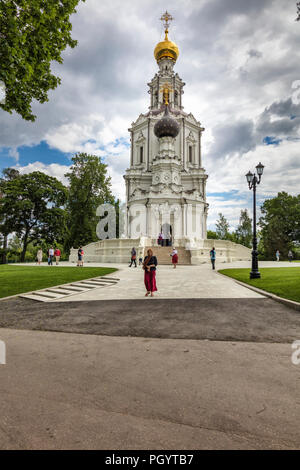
[140,146,144,163]
[188,145,193,163]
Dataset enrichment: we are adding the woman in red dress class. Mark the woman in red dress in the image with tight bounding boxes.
[171,247,178,268]
[143,249,158,297]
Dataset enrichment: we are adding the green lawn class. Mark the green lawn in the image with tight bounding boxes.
[219,267,300,303]
[0,265,118,299]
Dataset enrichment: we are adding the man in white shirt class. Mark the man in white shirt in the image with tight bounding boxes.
[48,247,54,265]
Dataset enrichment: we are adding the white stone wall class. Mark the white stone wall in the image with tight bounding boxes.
[69,238,251,265]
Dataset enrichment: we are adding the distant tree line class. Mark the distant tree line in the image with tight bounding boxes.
[208,193,300,260]
[2,159,300,263]
[0,153,116,263]
[207,209,252,248]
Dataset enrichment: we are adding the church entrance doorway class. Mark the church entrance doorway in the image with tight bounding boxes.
[161,223,172,246]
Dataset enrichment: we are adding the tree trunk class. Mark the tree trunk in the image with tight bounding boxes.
[21,233,29,262]
[2,235,7,264]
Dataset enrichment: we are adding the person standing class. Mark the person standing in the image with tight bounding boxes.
[276,250,280,262]
[48,246,54,265]
[77,246,84,266]
[157,232,163,246]
[143,249,158,297]
[37,248,43,265]
[170,247,178,268]
[129,247,137,267]
[54,247,61,265]
[210,247,216,270]
[288,250,293,262]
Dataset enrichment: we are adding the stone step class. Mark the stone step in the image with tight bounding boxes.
[70,283,95,289]
[99,277,120,281]
[18,276,120,302]
[30,291,62,299]
[19,293,57,302]
[46,288,75,295]
[144,246,191,265]
[56,286,86,292]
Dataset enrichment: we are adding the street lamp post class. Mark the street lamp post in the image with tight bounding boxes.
[246,162,265,279]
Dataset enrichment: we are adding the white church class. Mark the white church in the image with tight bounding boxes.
[70,12,250,265]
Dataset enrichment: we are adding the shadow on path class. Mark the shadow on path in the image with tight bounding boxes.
[0,297,300,343]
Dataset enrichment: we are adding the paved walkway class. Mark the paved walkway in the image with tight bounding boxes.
[46,261,266,301]
[1,261,299,449]
[14,260,300,302]
[0,328,299,449]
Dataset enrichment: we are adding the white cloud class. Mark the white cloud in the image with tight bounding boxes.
[16,162,70,186]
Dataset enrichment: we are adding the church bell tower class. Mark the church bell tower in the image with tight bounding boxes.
[124,11,209,246]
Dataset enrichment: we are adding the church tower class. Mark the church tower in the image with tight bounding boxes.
[124,11,209,246]
[69,12,251,264]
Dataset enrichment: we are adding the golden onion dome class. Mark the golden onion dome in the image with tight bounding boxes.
[154,30,179,63]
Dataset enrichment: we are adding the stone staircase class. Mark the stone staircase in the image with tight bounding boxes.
[144,246,191,265]
[19,276,120,302]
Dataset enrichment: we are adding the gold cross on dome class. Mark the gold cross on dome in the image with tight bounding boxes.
[160,11,174,32]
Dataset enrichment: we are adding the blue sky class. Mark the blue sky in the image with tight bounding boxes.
[0,0,299,230]
[0,141,71,169]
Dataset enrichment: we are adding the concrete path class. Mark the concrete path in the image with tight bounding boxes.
[50,262,265,301]
[0,328,299,449]
[13,260,299,302]
[1,261,299,450]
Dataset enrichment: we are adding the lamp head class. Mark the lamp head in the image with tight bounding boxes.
[246,171,254,185]
[256,162,264,177]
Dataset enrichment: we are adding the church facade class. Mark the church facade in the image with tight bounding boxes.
[69,12,251,264]
[124,13,208,247]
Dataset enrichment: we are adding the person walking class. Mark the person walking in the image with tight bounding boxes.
[170,247,178,268]
[54,247,61,265]
[288,250,293,262]
[48,246,54,265]
[37,248,43,265]
[77,246,84,266]
[210,247,216,270]
[276,250,280,262]
[143,249,158,297]
[129,247,137,267]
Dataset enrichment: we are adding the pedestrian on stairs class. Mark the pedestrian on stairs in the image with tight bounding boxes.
[170,247,178,268]
[157,232,163,246]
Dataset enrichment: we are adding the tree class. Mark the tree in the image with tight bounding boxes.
[234,209,252,248]
[297,1,300,21]
[65,153,115,250]
[0,167,20,263]
[207,230,218,239]
[215,213,230,240]
[259,192,300,259]
[0,0,84,121]
[0,171,67,261]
